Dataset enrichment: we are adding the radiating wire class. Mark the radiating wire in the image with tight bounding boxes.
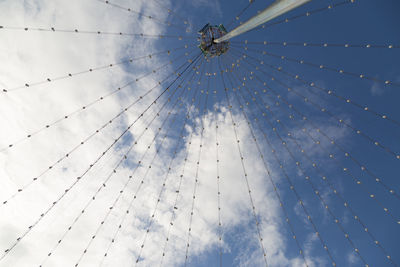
[231,48,400,128]
[220,55,309,266]
[1,48,197,207]
[229,48,400,160]
[1,0,399,265]
[234,68,392,264]
[223,51,338,266]
[214,96,223,267]
[230,48,400,210]
[231,39,399,49]
[183,57,210,267]
[218,57,269,267]
[135,64,207,267]
[39,56,202,267]
[0,45,191,94]
[98,57,206,267]
[231,45,400,87]
[0,46,192,152]
[159,61,208,267]
[73,61,201,267]
[0,52,202,262]
[0,25,195,42]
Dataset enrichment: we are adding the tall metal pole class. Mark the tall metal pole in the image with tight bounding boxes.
[214,0,312,43]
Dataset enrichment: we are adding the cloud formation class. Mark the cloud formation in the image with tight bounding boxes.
[0,1,358,267]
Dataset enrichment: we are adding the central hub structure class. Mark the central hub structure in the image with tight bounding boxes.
[198,23,229,58]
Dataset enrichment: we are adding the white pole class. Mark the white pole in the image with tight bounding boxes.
[214,0,312,43]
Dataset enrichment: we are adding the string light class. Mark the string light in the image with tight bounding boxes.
[237,78,390,265]
[229,49,400,215]
[221,56,337,265]
[0,46,193,153]
[254,69,400,224]
[221,57,309,267]
[40,57,203,267]
[0,49,197,207]
[237,46,399,87]
[277,118,397,264]
[1,45,191,94]
[228,54,400,260]
[259,116,370,265]
[98,57,221,266]
[183,59,210,267]
[225,51,397,265]
[231,40,399,49]
[218,57,269,267]
[230,40,400,49]
[135,92,204,266]
[73,62,203,267]
[0,25,194,42]
[151,60,207,267]
[0,52,203,262]
[214,105,223,267]
[137,68,209,267]
[234,52,400,128]
[229,48,400,160]
[0,0,399,266]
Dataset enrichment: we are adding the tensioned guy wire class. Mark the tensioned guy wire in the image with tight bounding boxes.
[39,56,202,267]
[231,65,391,265]
[159,61,208,267]
[220,55,309,266]
[230,39,399,49]
[229,49,400,216]
[1,0,400,266]
[0,46,192,152]
[238,46,400,87]
[228,48,400,160]
[0,25,195,40]
[214,90,223,267]
[222,51,337,266]
[100,58,210,266]
[0,48,197,207]
[98,61,204,267]
[134,66,208,267]
[218,57,269,267]
[230,47,400,128]
[183,57,210,267]
[0,45,191,94]
[239,86,370,265]
[72,62,200,267]
[0,52,202,261]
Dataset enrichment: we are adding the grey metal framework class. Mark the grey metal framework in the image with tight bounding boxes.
[198,23,229,57]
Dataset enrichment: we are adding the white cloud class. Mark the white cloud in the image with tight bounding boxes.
[0,1,353,267]
[370,82,384,96]
[347,250,359,265]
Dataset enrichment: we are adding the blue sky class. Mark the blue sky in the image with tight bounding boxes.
[161,1,400,265]
[0,0,399,266]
